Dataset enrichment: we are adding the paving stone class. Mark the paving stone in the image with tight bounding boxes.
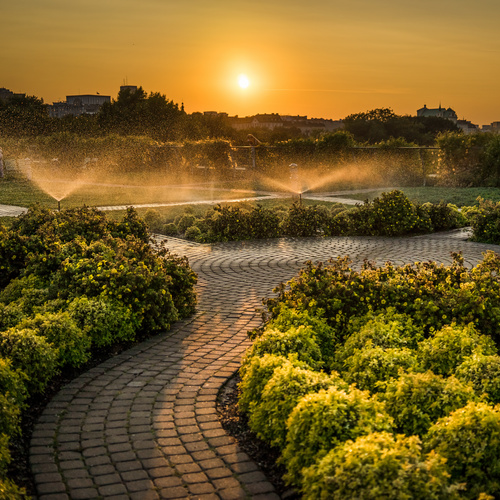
[31,231,493,499]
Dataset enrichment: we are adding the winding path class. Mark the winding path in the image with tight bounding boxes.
[30,231,499,499]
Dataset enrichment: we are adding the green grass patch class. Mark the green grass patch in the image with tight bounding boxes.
[337,187,500,207]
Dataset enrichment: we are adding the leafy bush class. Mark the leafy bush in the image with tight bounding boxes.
[18,312,90,368]
[143,209,164,233]
[243,325,324,371]
[0,328,58,395]
[162,222,178,236]
[281,386,393,488]
[336,308,424,368]
[455,354,500,404]
[368,190,418,236]
[422,202,467,232]
[379,371,476,436]
[417,324,497,376]
[341,346,418,392]
[0,303,25,332]
[184,225,202,241]
[264,252,500,344]
[302,432,460,500]
[248,365,344,449]
[469,198,500,244]
[0,358,26,437]
[238,354,301,415]
[176,214,197,234]
[424,402,500,499]
[281,203,330,237]
[262,305,338,369]
[67,296,140,348]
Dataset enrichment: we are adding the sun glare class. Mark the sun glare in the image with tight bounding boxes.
[238,74,250,89]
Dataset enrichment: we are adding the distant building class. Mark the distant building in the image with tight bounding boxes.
[456,119,479,134]
[0,87,25,101]
[48,94,110,118]
[227,113,343,135]
[119,85,138,94]
[417,104,458,122]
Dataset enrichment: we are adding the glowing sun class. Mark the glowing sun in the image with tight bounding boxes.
[238,74,250,89]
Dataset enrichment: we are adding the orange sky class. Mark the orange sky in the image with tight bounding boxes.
[3,0,500,125]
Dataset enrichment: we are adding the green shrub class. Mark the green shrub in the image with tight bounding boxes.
[263,305,338,370]
[380,371,476,436]
[336,308,424,368]
[176,214,197,234]
[0,358,27,437]
[246,205,281,239]
[281,203,330,237]
[18,312,90,368]
[281,386,393,488]
[0,477,28,499]
[0,434,12,479]
[0,303,25,332]
[424,402,500,499]
[341,346,418,392]
[243,325,324,371]
[469,198,500,244]
[162,222,178,236]
[368,190,418,236]
[302,432,460,500]
[422,202,467,232]
[238,354,300,415]
[455,354,500,404]
[143,209,164,233]
[0,328,58,394]
[248,365,344,449]
[67,296,140,348]
[417,324,496,376]
[184,225,202,241]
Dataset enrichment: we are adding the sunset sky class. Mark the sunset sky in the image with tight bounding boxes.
[3,0,500,125]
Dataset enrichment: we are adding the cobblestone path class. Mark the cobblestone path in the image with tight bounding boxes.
[30,231,499,499]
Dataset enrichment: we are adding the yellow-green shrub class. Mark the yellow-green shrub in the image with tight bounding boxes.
[302,432,460,500]
[281,386,393,488]
[248,365,345,449]
[455,354,500,404]
[417,324,496,376]
[0,328,58,395]
[424,402,500,499]
[341,346,418,392]
[379,371,476,436]
[18,312,90,368]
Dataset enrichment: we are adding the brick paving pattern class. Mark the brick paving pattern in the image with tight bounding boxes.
[30,230,499,499]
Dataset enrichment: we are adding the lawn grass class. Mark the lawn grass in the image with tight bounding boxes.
[335,187,500,207]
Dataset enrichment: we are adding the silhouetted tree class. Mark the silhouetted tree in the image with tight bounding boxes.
[0,95,53,136]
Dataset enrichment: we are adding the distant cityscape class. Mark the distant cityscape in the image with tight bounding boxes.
[1,85,499,136]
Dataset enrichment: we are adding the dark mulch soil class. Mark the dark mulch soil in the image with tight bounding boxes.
[217,373,299,499]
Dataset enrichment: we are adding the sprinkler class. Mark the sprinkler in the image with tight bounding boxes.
[57,200,61,211]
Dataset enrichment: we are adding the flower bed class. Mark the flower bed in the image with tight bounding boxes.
[239,253,500,499]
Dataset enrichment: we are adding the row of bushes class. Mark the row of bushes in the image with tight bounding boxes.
[239,252,500,499]
[0,206,197,495]
[146,190,467,242]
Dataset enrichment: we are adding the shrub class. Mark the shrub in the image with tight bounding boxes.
[341,346,418,392]
[246,205,281,239]
[162,222,178,236]
[243,325,324,371]
[422,202,467,232]
[0,328,58,395]
[469,198,500,244]
[143,209,164,233]
[67,296,140,348]
[417,324,497,376]
[184,225,202,241]
[302,432,460,500]
[281,203,330,237]
[281,386,393,488]
[263,305,338,370]
[0,303,25,332]
[248,365,344,449]
[176,214,197,234]
[0,477,28,499]
[379,371,476,436]
[336,308,424,368]
[368,190,418,236]
[0,358,27,437]
[424,402,500,499]
[18,312,90,368]
[455,354,500,404]
[238,354,300,415]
